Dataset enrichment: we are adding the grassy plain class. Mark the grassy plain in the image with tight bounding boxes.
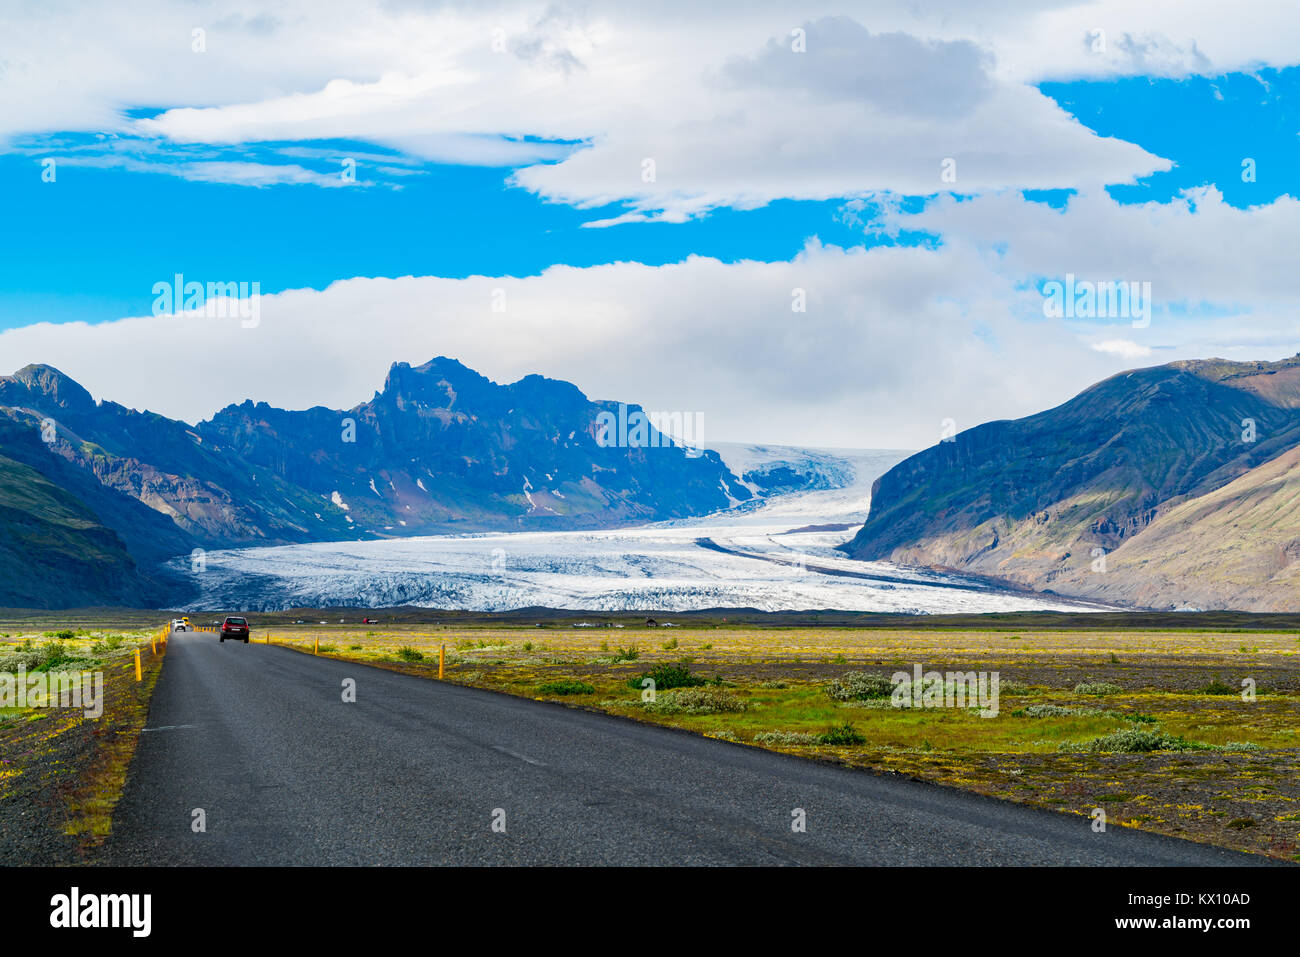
[0,625,166,862]
[4,614,1296,861]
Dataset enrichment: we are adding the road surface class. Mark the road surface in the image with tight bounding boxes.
[102,631,1263,865]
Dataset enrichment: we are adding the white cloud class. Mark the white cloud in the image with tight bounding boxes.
[889,187,1300,348]
[0,241,1141,449]
[510,20,1169,223]
[898,186,1300,299]
[121,12,1169,214]
[11,2,1271,203]
[4,1,1295,205]
[64,153,363,187]
[1091,339,1153,359]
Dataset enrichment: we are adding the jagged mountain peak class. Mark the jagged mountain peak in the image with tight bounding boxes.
[379,357,592,415]
[2,363,97,411]
[380,356,497,411]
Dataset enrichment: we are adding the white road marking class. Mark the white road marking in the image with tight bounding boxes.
[141,724,199,732]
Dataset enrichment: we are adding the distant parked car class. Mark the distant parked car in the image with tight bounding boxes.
[220,616,250,643]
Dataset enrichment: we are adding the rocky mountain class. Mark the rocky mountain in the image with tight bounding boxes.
[0,446,161,609]
[0,358,750,607]
[0,364,356,550]
[842,355,1300,611]
[200,356,748,534]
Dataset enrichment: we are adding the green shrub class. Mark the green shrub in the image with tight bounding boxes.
[537,679,596,696]
[825,671,895,701]
[0,650,43,672]
[629,663,705,691]
[1065,728,1197,753]
[818,723,866,746]
[1022,704,1094,718]
[1073,679,1122,695]
[395,646,424,662]
[643,687,748,714]
[1199,678,1236,695]
[34,642,76,671]
[839,699,897,710]
[753,730,818,746]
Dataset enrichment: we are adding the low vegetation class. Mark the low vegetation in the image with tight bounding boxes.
[0,625,167,864]
[537,679,596,696]
[629,663,708,691]
[1069,728,1200,753]
[825,671,894,701]
[643,687,748,715]
[1073,679,1122,695]
[818,722,866,746]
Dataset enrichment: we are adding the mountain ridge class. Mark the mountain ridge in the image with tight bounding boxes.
[0,357,752,607]
[842,354,1300,611]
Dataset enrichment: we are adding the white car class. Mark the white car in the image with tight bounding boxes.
[172,618,189,632]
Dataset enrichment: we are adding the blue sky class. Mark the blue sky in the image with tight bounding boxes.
[0,149,868,328]
[1042,66,1299,208]
[3,66,1294,332]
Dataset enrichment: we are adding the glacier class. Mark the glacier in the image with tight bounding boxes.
[171,444,1113,614]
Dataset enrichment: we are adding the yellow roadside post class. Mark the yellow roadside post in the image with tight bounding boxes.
[314,637,319,655]
[151,633,157,654]
[439,644,445,679]
[134,649,142,682]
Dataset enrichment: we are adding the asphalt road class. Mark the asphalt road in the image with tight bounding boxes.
[101,630,1262,865]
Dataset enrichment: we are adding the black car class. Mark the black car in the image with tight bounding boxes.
[220,616,250,643]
